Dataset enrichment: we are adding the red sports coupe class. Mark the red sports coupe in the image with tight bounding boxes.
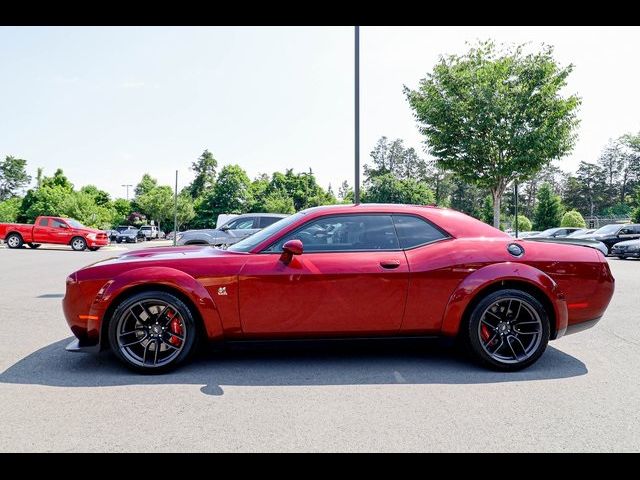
[63,204,615,373]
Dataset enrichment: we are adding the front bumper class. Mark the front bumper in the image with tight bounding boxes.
[612,250,640,258]
[65,338,101,353]
[564,317,602,335]
[87,237,109,247]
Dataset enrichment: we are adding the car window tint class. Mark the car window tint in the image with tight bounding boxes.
[226,218,256,230]
[260,216,281,228]
[266,215,399,252]
[39,218,49,227]
[392,215,448,248]
[51,219,66,228]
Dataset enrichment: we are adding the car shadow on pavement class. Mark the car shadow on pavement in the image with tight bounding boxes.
[0,337,588,396]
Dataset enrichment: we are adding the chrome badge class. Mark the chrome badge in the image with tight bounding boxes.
[217,287,228,296]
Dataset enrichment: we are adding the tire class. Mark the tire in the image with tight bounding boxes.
[70,236,87,251]
[5,233,23,249]
[108,291,199,373]
[464,289,550,371]
[28,243,41,249]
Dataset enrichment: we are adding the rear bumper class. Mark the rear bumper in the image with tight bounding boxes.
[612,252,640,258]
[563,317,602,336]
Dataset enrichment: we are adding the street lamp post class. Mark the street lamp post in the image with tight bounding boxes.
[514,180,519,238]
[354,25,360,204]
[121,184,133,201]
[173,170,178,247]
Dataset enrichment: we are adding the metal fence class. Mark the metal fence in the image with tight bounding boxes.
[584,216,631,229]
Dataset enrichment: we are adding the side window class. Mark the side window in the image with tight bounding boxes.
[619,227,632,235]
[259,216,281,228]
[225,217,256,230]
[51,219,66,229]
[39,218,49,227]
[265,215,399,252]
[392,215,448,249]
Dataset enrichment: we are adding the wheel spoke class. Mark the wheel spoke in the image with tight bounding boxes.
[510,335,528,356]
[161,340,180,351]
[142,340,152,364]
[506,336,519,360]
[166,330,184,341]
[483,331,499,347]
[481,317,499,329]
[153,339,160,365]
[488,338,504,354]
[120,334,148,348]
[119,328,145,339]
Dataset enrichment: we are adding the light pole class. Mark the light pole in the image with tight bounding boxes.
[173,170,178,247]
[514,180,519,238]
[121,184,133,201]
[354,25,360,204]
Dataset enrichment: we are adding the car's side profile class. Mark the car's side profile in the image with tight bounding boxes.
[63,204,615,373]
[175,213,287,247]
[574,223,640,253]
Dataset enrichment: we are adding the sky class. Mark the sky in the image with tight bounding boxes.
[1,26,639,199]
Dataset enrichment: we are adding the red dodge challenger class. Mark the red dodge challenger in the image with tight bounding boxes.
[63,204,615,373]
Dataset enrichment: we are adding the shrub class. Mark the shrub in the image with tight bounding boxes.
[560,210,586,228]
[512,215,532,232]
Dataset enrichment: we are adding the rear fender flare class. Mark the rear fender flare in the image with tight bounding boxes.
[440,262,568,337]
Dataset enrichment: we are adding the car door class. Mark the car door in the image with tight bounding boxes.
[49,218,74,243]
[238,214,409,336]
[32,217,53,243]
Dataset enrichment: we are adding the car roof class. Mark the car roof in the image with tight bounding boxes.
[298,204,507,239]
[232,213,289,218]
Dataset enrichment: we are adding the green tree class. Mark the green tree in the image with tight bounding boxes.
[261,190,295,214]
[80,185,111,206]
[632,188,640,223]
[0,156,31,200]
[405,40,580,228]
[137,186,174,230]
[560,210,586,228]
[480,195,494,224]
[21,186,70,222]
[41,168,73,191]
[188,149,218,199]
[362,174,435,205]
[194,165,251,227]
[0,197,22,222]
[534,183,563,230]
[365,137,428,182]
[512,215,532,232]
[134,174,158,197]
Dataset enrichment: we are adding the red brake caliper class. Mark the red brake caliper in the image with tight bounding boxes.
[168,313,183,347]
[480,324,491,343]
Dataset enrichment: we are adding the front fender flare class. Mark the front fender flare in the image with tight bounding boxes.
[89,266,223,345]
[440,262,568,339]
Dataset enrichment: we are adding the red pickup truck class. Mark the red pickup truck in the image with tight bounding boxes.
[0,216,109,251]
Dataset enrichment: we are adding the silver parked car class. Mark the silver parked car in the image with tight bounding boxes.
[176,213,288,247]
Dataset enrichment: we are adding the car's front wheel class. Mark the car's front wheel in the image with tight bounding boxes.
[108,291,199,373]
[464,289,550,371]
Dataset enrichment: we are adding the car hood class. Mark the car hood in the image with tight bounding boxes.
[181,229,222,236]
[73,227,105,235]
[116,245,240,261]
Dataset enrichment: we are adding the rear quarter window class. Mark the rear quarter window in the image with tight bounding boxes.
[392,215,449,249]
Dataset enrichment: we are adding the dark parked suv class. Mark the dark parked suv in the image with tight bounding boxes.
[574,223,640,254]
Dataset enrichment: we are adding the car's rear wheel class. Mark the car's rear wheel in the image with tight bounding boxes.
[108,291,199,373]
[71,237,87,251]
[464,289,550,371]
[5,233,23,249]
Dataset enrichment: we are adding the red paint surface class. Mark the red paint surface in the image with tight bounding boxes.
[62,204,615,347]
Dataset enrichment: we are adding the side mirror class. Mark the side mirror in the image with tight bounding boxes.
[280,239,303,264]
[219,225,230,232]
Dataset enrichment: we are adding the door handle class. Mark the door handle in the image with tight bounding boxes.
[380,259,401,269]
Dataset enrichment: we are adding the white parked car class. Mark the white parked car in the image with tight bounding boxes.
[139,225,160,241]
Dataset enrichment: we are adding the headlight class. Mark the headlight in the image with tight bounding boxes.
[176,234,183,241]
[629,245,640,252]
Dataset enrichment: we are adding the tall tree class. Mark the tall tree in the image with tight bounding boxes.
[134,173,158,197]
[0,156,31,200]
[194,165,251,227]
[136,185,174,230]
[405,40,580,227]
[365,137,428,182]
[188,149,218,199]
[533,183,563,230]
[362,174,435,205]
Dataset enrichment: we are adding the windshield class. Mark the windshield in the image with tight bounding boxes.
[228,213,303,252]
[65,219,86,229]
[567,229,587,237]
[593,224,621,235]
[535,228,558,236]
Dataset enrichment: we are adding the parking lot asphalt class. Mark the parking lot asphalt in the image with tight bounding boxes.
[0,242,638,452]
